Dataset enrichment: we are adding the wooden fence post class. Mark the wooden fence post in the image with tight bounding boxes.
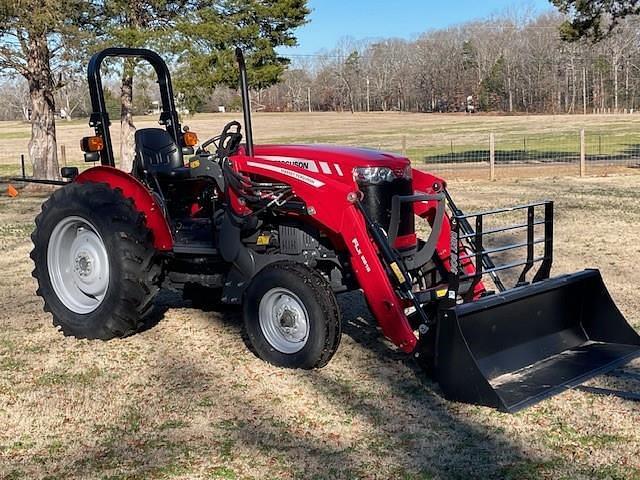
[489,132,496,181]
[580,129,586,177]
[60,144,67,167]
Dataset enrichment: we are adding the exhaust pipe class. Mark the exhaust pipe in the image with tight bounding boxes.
[235,47,254,157]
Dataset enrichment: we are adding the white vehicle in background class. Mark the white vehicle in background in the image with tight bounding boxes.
[466,95,475,113]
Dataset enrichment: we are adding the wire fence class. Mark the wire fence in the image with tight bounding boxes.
[0,145,89,179]
[418,130,640,179]
[2,129,640,182]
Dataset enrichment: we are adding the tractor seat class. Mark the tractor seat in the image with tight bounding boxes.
[135,128,190,179]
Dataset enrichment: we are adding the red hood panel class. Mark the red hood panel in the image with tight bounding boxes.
[252,144,410,170]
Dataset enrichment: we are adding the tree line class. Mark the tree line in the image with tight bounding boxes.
[261,12,640,115]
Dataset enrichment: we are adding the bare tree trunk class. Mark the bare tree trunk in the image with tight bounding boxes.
[582,66,587,114]
[600,72,605,110]
[26,32,59,180]
[508,75,513,113]
[120,59,136,172]
[570,59,576,113]
[614,57,619,113]
[625,60,630,110]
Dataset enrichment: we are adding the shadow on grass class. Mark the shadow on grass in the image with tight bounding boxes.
[55,290,555,480]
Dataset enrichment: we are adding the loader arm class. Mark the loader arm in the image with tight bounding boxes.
[411,169,486,299]
[235,154,420,352]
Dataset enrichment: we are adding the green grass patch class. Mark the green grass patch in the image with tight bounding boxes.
[36,367,102,387]
[407,131,640,164]
[584,465,640,480]
[395,469,435,480]
[0,163,24,177]
[218,438,235,461]
[158,419,189,431]
[543,420,631,457]
[0,337,16,353]
[0,356,25,372]
[1,469,26,480]
[0,130,30,140]
[47,439,64,455]
[198,396,214,407]
[208,466,237,480]
[0,223,34,239]
[500,459,562,480]
[0,437,35,453]
[149,461,191,478]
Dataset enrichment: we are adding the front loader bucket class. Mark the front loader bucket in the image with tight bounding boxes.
[435,269,640,412]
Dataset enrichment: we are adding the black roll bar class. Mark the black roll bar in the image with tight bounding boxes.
[87,48,182,167]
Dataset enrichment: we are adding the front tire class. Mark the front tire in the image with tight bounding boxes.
[31,182,161,340]
[243,262,341,369]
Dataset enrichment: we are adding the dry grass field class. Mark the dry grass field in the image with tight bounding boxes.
[2,111,640,179]
[1,171,640,479]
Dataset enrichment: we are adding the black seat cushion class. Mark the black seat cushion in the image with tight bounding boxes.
[135,128,188,178]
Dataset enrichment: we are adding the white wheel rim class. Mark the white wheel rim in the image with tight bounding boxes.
[258,287,310,354]
[47,216,109,314]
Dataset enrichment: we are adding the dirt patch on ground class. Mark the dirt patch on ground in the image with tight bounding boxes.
[1,175,639,479]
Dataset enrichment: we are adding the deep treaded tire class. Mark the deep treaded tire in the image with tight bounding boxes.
[31,182,161,340]
[243,262,341,369]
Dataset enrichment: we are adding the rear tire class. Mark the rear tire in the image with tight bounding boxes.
[243,262,341,369]
[31,182,161,340]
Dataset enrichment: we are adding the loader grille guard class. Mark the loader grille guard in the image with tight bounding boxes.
[446,199,554,301]
[360,188,640,412]
[373,188,556,310]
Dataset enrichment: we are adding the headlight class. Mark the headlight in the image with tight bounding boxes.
[353,165,412,185]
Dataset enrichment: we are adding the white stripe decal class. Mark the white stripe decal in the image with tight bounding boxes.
[247,161,325,188]
[257,155,319,173]
[334,163,344,176]
[319,161,332,174]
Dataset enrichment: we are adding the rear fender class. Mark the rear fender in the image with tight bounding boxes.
[236,154,418,352]
[75,166,173,250]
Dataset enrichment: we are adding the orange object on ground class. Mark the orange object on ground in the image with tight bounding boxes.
[7,184,18,197]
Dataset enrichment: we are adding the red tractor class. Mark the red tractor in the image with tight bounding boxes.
[29,48,640,412]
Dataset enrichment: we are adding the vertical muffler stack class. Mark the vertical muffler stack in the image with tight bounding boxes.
[435,269,640,412]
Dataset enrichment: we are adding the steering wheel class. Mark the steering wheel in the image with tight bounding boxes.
[201,121,243,158]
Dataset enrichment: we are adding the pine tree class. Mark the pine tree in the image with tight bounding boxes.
[96,0,308,170]
[171,0,310,111]
[552,0,640,41]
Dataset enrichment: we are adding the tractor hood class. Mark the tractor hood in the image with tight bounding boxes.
[251,144,410,178]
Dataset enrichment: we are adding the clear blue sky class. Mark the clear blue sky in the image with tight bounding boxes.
[280,0,555,55]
